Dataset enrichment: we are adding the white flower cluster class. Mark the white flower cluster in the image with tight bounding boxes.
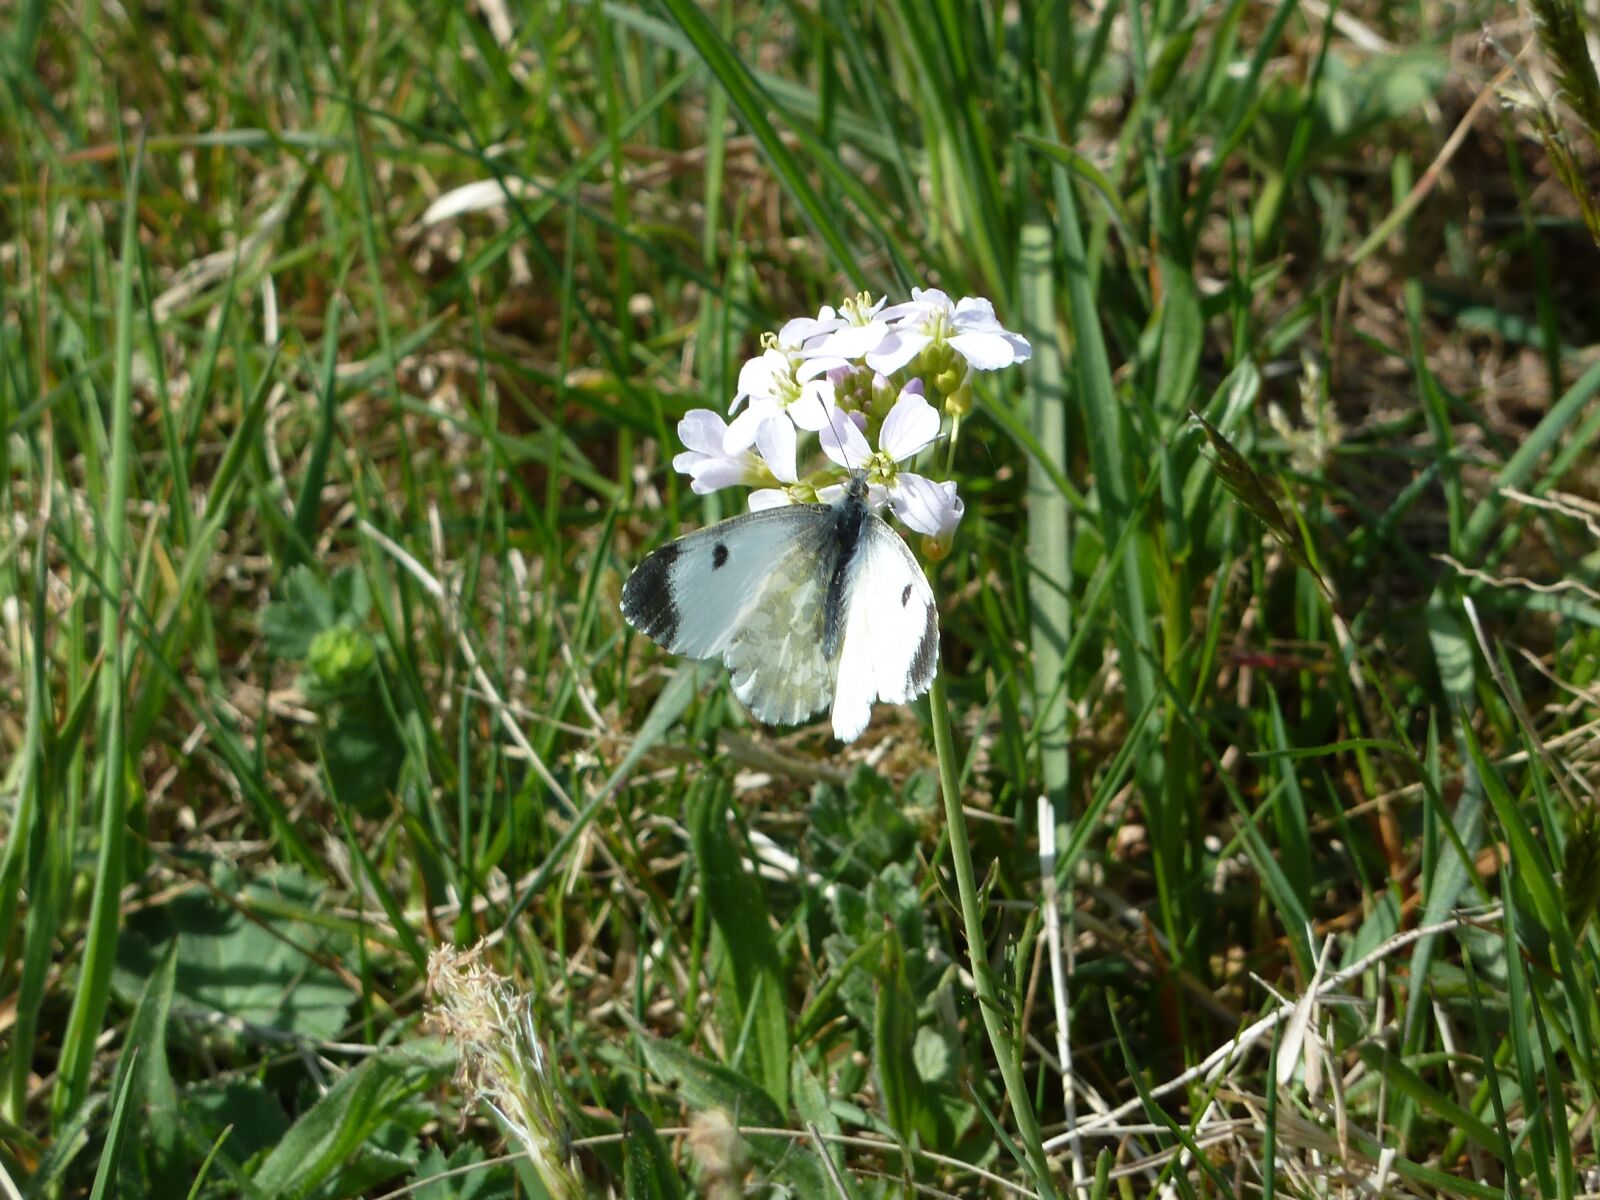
[673,288,1031,556]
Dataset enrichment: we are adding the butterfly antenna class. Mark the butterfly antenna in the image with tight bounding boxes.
[815,379,867,488]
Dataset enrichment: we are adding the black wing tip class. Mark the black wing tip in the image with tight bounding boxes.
[909,600,939,693]
[621,540,680,647]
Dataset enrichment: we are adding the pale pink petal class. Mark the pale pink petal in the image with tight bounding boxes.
[677,409,730,455]
[865,329,930,375]
[878,389,940,462]
[754,416,798,483]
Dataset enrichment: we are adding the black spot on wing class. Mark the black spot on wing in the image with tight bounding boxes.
[712,542,729,569]
[907,600,939,693]
[620,541,680,647]
[901,583,912,607]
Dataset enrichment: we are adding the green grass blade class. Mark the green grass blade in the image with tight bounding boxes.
[654,0,867,289]
[54,132,143,1121]
[1020,218,1071,814]
[84,1050,139,1200]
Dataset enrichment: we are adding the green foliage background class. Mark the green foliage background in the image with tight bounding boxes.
[3,0,1600,1195]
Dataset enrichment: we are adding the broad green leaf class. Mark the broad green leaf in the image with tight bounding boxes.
[623,1108,684,1200]
[634,1033,830,1198]
[114,864,353,1042]
[872,928,952,1150]
[791,1056,852,1191]
[687,779,790,1109]
[249,1041,452,1199]
[108,944,185,1195]
[412,1144,517,1200]
[1424,590,1475,708]
[322,696,405,814]
[180,1079,291,1169]
[636,1033,783,1129]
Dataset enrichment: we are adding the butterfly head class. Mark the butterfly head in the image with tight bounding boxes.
[844,469,869,503]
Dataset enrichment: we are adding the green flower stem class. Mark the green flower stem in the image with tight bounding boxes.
[928,670,1060,1197]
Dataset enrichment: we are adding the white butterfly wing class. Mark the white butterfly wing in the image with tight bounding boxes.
[830,514,939,741]
[623,496,939,742]
[621,504,839,724]
[724,539,838,727]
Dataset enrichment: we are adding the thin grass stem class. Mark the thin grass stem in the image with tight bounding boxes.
[928,670,1060,1198]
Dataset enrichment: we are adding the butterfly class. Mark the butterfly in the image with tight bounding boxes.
[621,472,939,742]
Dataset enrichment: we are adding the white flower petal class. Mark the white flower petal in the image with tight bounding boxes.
[879,389,941,462]
[723,402,776,454]
[813,321,891,359]
[880,288,949,326]
[734,348,787,408]
[754,416,798,483]
[748,487,794,511]
[889,473,963,536]
[691,458,759,492]
[796,354,848,381]
[789,380,841,432]
[950,329,1031,370]
[820,413,873,470]
[677,409,731,455]
[865,329,930,375]
[779,308,843,346]
[816,480,887,508]
[952,296,1003,331]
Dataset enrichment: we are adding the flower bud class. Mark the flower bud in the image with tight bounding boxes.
[915,341,954,382]
[869,371,899,417]
[307,627,375,692]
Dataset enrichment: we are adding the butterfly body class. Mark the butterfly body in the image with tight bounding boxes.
[621,474,938,741]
